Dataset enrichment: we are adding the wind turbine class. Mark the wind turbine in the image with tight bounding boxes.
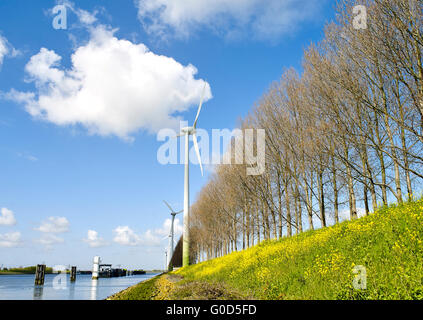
[177,83,207,267]
[163,200,183,271]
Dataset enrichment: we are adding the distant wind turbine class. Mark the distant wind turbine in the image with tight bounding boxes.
[177,83,207,267]
[163,200,183,271]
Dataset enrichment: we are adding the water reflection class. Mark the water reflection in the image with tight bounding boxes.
[33,285,44,300]
[68,282,75,300]
[0,273,158,300]
[90,279,98,300]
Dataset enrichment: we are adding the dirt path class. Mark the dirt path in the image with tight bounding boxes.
[108,273,252,300]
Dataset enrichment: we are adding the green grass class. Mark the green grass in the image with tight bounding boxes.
[108,275,161,300]
[174,199,423,300]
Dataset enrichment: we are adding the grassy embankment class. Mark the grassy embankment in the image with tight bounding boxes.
[111,199,423,300]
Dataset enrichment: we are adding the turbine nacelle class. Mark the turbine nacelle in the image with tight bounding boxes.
[176,83,208,177]
[180,126,195,135]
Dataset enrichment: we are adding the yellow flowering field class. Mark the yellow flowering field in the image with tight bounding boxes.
[174,199,423,299]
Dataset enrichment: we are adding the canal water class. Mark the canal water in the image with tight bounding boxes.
[0,273,158,300]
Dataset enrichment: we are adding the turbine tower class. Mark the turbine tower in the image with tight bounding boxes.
[177,83,207,267]
[163,200,183,270]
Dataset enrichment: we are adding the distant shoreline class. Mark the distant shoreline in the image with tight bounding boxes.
[0,271,162,276]
[0,272,52,275]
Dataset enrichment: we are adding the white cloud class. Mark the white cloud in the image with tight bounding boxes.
[0,34,19,67]
[8,25,211,140]
[76,9,98,25]
[136,0,324,40]
[34,216,68,247]
[154,217,183,237]
[83,229,108,247]
[113,226,142,246]
[143,229,161,246]
[64,1,98,25]
[113,217,183,248]
[35,233,64,246]
[0,36,7,65]
[0,208,16,226]
[0,232,21,248]
[17,152,38,162]
[35,216,69,233]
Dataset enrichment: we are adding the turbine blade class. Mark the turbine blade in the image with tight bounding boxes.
[163,200,175,213]
[193,83,206,129]
[193,133,203,176]
[176,210,183,214]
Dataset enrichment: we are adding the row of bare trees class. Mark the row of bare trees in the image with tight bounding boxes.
[188,0,423,263]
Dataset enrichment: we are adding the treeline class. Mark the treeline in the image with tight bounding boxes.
[189,0,423,263]
[1,266,54,274]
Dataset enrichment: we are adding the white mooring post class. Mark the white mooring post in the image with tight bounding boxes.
[92,256,101,280]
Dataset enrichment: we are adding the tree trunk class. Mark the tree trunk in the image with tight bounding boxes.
[284,179,292,237]
[317,165,326,227]
[331,155,339,224]
[343,140,358,220]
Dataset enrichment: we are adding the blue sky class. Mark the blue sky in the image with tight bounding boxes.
[0,0,336,270]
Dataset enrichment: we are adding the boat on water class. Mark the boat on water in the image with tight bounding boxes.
[77,265,146,277]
